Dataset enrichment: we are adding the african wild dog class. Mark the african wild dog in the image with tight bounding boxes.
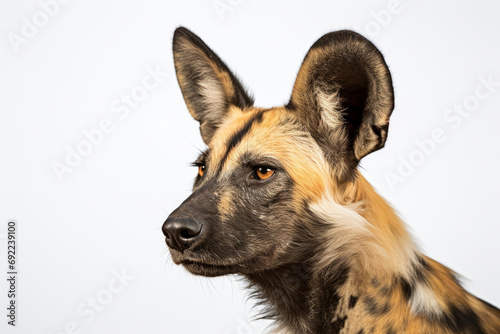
[162,27,500,333]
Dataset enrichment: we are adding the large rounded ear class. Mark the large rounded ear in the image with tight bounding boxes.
[288,30,394,182]
[173,27,254,144]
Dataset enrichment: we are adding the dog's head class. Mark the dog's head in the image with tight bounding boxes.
[163,27,394,277]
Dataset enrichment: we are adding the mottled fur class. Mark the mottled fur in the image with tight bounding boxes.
[163,27,500,333]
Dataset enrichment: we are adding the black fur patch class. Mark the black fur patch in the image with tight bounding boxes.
[349,295,359,309]
[323,280,347,316]
[417,255,430,270]
[441,305,486,334]
[399,277,413,301]
[413,260,428,284]
[364,296,390,316]
[330,315,347,333]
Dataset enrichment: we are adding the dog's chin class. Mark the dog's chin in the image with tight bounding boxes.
[181,260,239,277]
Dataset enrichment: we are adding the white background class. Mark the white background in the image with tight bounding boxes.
[1,0,499,333]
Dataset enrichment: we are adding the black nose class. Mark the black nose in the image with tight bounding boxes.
[162,217,203,252]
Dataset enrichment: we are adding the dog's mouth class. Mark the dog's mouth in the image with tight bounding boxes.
[180,259,240,277]
[168,244,243,276]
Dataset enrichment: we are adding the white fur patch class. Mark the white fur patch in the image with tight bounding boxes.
[410,281,443,317]
[310,191,375,271]
[310,191,419,280]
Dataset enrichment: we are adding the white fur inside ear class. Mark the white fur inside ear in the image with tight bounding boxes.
[315,88,344,129]
[198,76,226,119]
[410,281,443,317]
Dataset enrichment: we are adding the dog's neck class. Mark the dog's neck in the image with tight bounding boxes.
[246,260,353,334]
[244,175,423,333]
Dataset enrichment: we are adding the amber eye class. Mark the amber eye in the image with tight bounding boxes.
[255,166,275,180]
[198,165,205,177]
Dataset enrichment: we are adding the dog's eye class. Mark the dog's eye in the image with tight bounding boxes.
[255,166,275,180]
[198,165,206,177]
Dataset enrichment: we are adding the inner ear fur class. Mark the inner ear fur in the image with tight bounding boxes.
[287,30,394,182]
[173,27,254,144]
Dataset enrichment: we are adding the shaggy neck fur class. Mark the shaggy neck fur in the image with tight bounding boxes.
[246,261,351,333]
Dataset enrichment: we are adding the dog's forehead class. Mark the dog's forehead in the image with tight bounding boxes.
[207,107,298,166]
